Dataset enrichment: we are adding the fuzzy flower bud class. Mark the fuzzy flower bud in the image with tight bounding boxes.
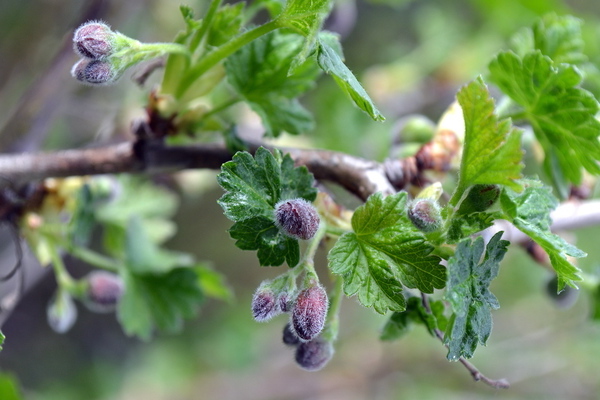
[408,198,442,233]
[294,336,334,371]
[291,284,328,341]
[252,283,281,322]
[274,198,320,241]
[282,322,301,346]
[83,271,124,313]
[47,289,77,334]
[459,184,501,214]
[73,21,114,60]
[71,59,118,85]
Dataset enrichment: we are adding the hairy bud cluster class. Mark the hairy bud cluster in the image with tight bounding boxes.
[251,279,295,322]
[282,323,334,371]
[274,198,320,241]
[407,198,442,233]
[73,21,114,60]
[71,59,117,86]
[291,284,328,342]
[83,271,124,313]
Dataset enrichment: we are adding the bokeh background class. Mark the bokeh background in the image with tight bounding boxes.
[1,0,600,399]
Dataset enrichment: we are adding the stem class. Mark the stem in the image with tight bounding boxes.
[324,225,350,238]
[176,20,281,98]
[67,245,121,272]
[420,293,510,389]
[48,244,75,291]
[322,276,343,342]
[199,98,241,121]
[189,0,224,54]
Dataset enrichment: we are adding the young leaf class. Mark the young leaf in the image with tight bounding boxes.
[206,3,244,47]
[511,13,586,66]
[500,179,585,290]
[450,76,523,206]
[194,264,234,303]
[380,296,447,341]
[316,39,385,122]
[225,31,320,136]
[488,51,600,188]
[328,192,445,314]
[276,0,331,38]
[217,147,317,266]
[444,232,508,361]
[117,268,204,341]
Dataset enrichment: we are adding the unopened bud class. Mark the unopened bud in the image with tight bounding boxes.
[47,289,78,334]
[73,21,114,59]
[71,59,118,85]
[407,198,442,233]
[83,271,124,313]
[252,284,280,322]
[282,322,301,346]
[278,292,292,313]
[294,337,334,371]
[292,284,328,341]
[274,198,320,241]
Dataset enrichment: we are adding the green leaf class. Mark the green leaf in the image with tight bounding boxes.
[206,3,244,47]
[0,331,4,351]
[117,268,204,341]
[328,192,445,314]
[488,51,600,187]
[380,296,447,341]
[316,39,385,122]
[0,372,23,400]
[225,31,321,136]
[444,232,508,360]
[276,0,331,37]
[511,13,586,66]
[500,179,585,290]
[68,184,96,247]
[194,264,234,303]
[125,217,194,274]
[450,77,523,206]
[217,147,317,266]
[446,211,497,244]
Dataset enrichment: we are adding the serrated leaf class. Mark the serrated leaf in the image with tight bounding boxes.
[125,216,194,274]
[451,77,523,206]
[511,13,586,66]
[217,148,316,266]
[500,179,585,290]
[225,31,320,136]
[276,0,331,37]
[380,296,447,341]
[328,192,445,314]
[206,3,244,47]
[488,51,600,187]
[117,268,204,341]
[316,39,385,122]
[446,211,497,244]
[444,232,508,360]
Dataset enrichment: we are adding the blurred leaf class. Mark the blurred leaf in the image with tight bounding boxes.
[0,331,4,351]
[0,372,23,400]
[511,13,586,65]
[206,3,244,47]
[225,31,320,136]
[217,148,316,266]
[500,179,585,290]
[118,268,204,341]
[125,217,194,274]
[450,77,523,206]
[276,0,331,37]
[195,264,234,303]
[488,51,600,188]
[381,296,447,341]
[328,192,445,314]
[316,38,385,121]
[68,184,95,247]
[444,232,507,360]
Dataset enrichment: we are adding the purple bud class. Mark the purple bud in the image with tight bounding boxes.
[282,322,300,346]
[84,271,124,313]
[278,291,292,313]
[73,21,114,59]
[407,199,442,233]
[295,337,334,371]
[274,198,320,241]
[252,285,280,322]
[292,285,328,341]
[71,59,117,85]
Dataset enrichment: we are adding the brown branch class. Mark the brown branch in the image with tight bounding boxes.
[420,293,510,389]
[0,140,394,201]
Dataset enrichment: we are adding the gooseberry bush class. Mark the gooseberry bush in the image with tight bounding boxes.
[2,1,600,390]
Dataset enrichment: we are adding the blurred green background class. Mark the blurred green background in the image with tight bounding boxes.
[2,0,600,399]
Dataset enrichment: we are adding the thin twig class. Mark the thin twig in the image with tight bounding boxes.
[420,292,510,389]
